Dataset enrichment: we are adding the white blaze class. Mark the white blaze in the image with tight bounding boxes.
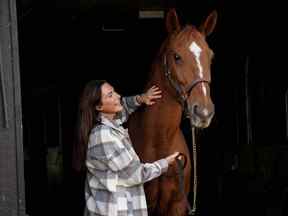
[189,41,207,96]
[201,83,207,96]
[189,41,203,78]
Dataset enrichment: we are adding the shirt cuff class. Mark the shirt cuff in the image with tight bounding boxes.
[133,95,142,106]
[155,158,169,173]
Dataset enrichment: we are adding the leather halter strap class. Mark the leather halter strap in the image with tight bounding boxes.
[163,55,210,111]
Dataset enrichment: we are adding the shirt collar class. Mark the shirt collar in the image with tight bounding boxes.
[98,114,126,135]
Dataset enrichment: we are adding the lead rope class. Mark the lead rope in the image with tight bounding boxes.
[176,127,197,215]
[191,127,197,215]
[176,156,194,216]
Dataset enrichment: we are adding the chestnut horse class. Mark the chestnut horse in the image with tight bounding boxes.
[128,9,217,216]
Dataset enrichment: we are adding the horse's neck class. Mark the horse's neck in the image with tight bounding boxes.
[143,60,183,129]
[128,57,183,157]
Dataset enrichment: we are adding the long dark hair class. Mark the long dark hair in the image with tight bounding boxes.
[73,80,106,172]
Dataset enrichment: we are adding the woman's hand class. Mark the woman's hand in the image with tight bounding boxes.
[137,85,162,105]
[165,152,182,165]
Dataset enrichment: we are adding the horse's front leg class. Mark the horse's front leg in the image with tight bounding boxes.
[156,161,191,216]
[144,179,160,215]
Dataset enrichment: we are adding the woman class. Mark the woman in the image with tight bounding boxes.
[76,80,180,216]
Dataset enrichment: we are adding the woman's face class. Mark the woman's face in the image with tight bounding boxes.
[97,82,123,114]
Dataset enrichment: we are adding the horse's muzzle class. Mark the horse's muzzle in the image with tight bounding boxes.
[189,103,214,128]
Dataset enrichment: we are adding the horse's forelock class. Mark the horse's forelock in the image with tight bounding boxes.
[181,26,204,42]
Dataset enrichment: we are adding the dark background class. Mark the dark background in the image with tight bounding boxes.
[16,0,287,215]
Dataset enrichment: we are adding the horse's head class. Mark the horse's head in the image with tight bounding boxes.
[163,9,217,128]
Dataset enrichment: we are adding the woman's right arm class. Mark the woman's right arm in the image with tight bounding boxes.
[107,150,180,187]
[87,127,179,188]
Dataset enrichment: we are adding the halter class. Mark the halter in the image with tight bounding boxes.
[163,54,210,118]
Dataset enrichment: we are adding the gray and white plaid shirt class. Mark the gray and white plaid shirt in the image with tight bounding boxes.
[84,96,168,216]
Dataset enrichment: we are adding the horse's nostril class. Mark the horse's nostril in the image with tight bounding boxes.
[194,105,213,119]
[193,105,199,115]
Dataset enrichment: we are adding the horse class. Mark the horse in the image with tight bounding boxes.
[127,8,217,216]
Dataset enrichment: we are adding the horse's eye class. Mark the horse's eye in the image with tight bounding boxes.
[174,53,182,64]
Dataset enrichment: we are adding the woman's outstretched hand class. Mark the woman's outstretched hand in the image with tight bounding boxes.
[138,85,162,105]
[165,152,182,165]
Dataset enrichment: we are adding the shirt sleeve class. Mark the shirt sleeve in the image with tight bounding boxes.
[86,126,169,189]
[105,135,169,187]
[115,96,140,124]
[111,157,169,187]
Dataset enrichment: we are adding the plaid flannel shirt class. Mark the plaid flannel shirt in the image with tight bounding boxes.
[84,96,169,216]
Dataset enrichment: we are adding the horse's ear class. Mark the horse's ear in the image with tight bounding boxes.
[165,8,181,33]
[199,10,218,37]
